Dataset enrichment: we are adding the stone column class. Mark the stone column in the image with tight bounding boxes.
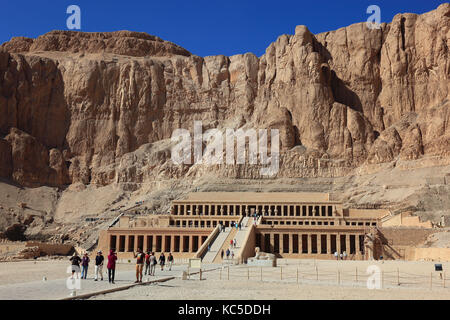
[289,233,294,254]
[180,235,185,252]
[280,234,284,254]
[115,235,120,252]
[326,234,331,254]
[144,235,148,252]
[171,235,175,253]
[356,234,361,255]
[260,233,265,252]
[317,234,322,254]
[299,234,303,254]
[307,233,312,254]
[345,234,350,254]
[189,236,193,253]
[125,235,130,252]
[269,233,275,253]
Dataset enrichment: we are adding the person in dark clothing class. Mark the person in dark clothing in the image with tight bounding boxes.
[167,253,174,271]
[107,249,117,284]
[69,253,82,278]
[94,251,104,281]
[81,253,90,279]
[221,249,224,260]
[144,251,151,276]
[159,253,166,271]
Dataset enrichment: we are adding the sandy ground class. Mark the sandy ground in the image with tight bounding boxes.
[1,259,450,299]
[90,277,450,300]
[0,259,136,285]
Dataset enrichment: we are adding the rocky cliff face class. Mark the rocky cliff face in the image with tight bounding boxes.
[0,4,449,189]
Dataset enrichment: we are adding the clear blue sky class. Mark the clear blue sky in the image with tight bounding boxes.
[0,0,446,57]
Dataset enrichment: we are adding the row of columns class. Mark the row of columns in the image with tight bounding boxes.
[173,204,336,217]
[171,219,235,228]
[110,234,207,253]
[259,233,364,255]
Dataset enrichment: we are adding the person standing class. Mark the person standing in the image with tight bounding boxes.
[144,251,151,276]
[149,252,157,276]
[230,239,233,247]
[159,252,166,271]
[167,253,174,271]
[94,251,104,281]
[221,249,224,261]
[134,248,145,283]
[107,249,117,284]
[226,248,230,259]
[69,252,82,279]
[334,251,339,260]
[231,251,235,260]
[81,253,90,279]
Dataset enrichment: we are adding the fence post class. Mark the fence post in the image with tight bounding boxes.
[281,266,283,280]
[430,272,432,290]
[200,269,202,281]
[297,268,299,284]
[316,266,318,281]
[337,270,340,286]
[260,267,262,281]
[397,268,400,286]
[355,267,358,282]
[247,267,249,280]
[444,272,446,289]
[227,266,229,280]
[220,268,222,280]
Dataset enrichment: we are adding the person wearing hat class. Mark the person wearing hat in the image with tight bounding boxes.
[94,251,104,281]
[69,252,82,278]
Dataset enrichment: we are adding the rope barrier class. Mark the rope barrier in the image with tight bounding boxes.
[215,265,450,291]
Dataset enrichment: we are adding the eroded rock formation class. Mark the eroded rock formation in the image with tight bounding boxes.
[0,4,448,188]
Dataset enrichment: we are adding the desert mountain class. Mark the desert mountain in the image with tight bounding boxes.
[0,4,449,245]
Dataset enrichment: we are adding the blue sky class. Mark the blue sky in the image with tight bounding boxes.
[0,0,446,57]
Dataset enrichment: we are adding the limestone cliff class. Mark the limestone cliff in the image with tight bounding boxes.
[0,4,448,190]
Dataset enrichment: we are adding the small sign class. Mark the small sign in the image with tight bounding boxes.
[189,258,202,269]
[435,264,443,272]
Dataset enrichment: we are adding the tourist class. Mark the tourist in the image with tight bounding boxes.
[340,253,343,260]
[343,251,347,260]
[94,251,104,281]
[231,251,235,260]
[81,253,90,279]
[334,251,338,260]
[233,239,237,248]
[150,252,157,276]
[208,244,211,252]
[221,249,224,260]
[159,252,166,271]
[226,248,230,259]
[144,251,151,275]
[69,252,82,279]
[168,253,174,271]
[230,239,233,247]
[107,249,117,284]
[134,248,145,283]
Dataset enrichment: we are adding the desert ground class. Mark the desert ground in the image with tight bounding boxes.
[1,258,450,300]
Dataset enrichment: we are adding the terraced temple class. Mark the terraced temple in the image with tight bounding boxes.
[99,192,389,262]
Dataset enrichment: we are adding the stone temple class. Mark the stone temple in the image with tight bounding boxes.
[99,192,397,262]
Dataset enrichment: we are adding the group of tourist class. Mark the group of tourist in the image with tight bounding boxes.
[221,248,235,260]
[334,251,348,260]
[69,248,174,284]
